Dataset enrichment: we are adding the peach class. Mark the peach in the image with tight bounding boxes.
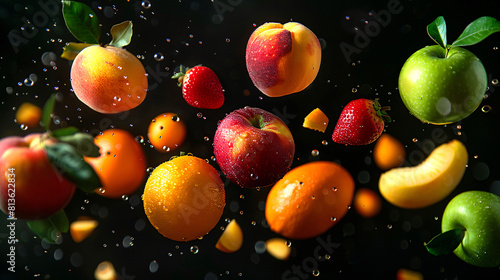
[246,22,322,97]
[0,135,76,219]
[70,45,148,114]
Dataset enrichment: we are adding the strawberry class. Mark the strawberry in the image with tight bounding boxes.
[171,65,224,109]
[332,99,391,145]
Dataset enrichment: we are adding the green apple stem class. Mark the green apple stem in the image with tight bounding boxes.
[424,228,465,256]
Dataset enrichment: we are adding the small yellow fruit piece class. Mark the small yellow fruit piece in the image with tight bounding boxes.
[94,261,117,280]
[15,102,42,128]
[303,108,329,132]
[396,268,423,280]
[379,139,468,209]
[374,133,406,170]
[216,219,243,253]
[265,237,291,260]
[70,218,98,243]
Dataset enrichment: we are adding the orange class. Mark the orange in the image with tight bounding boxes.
[373,133,406,170]
[85,129,147,198]
[303,108,329,133]
[148,112,187,152]
[216,219,243,253]
[143,155,225,241]
[16,102,42,128]
[70,217,98,243]
[353,188,382,218]
[397,269,423,280]
[265,161,355,239]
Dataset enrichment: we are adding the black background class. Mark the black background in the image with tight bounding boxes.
[1,0,500,279]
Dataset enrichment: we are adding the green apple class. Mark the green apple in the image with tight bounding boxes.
[427,191,500,267]
[398,45,487,124]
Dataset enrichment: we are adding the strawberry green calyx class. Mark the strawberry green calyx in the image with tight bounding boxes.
[373,99,392,124]
[171,65,190,87]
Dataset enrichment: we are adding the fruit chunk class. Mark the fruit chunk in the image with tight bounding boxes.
[216,219,243,253]
[94,261,117,280]
[379,140,468,209]
[70,218,98,243]
[303,108,328,133]
[15,102,42,128]
[353,188,382,218]
[374,133,406,170]
[246,22,321,97]
[265,237,291,260]
[397,268,423,280]
[265,161,354,240]
[70,45,148,114]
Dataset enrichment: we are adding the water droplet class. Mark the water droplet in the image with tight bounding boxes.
[331,217,337,221]
[171,115,180,122]
[321,140,328,146]
[387,224,393,229]
[149,260,159,273]
[203,136,210,142]
[122,195,129,201]
[20,124,28,130]
[190,246,199,254]
[492,79,498,85]
[312,269,320,276]
[285,240,292,247]
[225,38,231,43]
[345,16,350,20]
[251,221,256,226]
[332,187,338,191]
[482,105,492,113]
[311,149,319,156]
[352,88,358,93]
[141,1,151,9]
[196,112,203,118]
[154,52,164,61]
[250,173,258,180]
[412,138,418,142]
[24,78,34,86]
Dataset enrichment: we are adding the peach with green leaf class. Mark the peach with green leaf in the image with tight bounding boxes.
[61,1,148,114]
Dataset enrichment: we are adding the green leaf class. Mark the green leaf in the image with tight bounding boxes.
[62,0,100,44]
[51,126,80,138]
[27,210,69,244]
[109,21,133,48]
[41,94,56,131]
[424,228,465,256]
[58,132,101,157]
[427,16,447,49]
[452,16,500,46]
[45,142,102,193]
[61,42,95,60]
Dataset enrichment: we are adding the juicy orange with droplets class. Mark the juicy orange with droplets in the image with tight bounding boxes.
[143,155,225,241]
[84,129,147,198]
[148,112,187,152]
[265,161,355,239]
[373,133,406,170]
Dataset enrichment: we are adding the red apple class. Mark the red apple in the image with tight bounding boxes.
[0,134,76,220]
[213,107,295,188]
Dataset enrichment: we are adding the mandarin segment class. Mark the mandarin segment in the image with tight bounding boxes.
[70,218,98,243]
[374,134,406,170]
[216,219,243,253]
[303,108,329,132]
[265,237,291,260]
[70,45,148,114]
[379,140,468,209]
[265,161,354,240]
[246,22,321,97]
[143,155,225,241]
